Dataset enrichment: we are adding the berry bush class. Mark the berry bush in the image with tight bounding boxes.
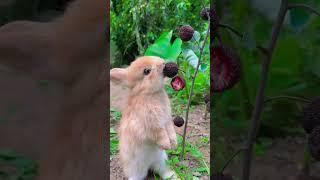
[212,0,320,179]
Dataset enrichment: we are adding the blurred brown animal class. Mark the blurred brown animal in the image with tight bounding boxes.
[0,0,108,179]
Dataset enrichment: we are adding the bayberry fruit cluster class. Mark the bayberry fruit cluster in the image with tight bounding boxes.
[163,62,185,91]
[163,62,179,78]
[209,5,241,94]
[179,25,194,42]
[211,45,241,93]
[200,6,218,31]
[173,116,184,127]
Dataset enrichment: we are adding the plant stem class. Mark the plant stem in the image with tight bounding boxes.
[288,3,320,17]
[218,23,243,38]
[242,0,289,179]
[263,95,311,104]
[131,1,144,55]
[180,24,210,160]
[221,148,245,173]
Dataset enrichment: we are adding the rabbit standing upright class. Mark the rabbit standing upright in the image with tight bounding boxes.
[110,56,178,180]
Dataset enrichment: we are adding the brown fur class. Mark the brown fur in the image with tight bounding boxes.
[0,0,107,179]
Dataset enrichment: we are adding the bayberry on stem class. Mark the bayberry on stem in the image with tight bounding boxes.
[180,18,210,160]
[211,45,241,92]
[179,25,194,41]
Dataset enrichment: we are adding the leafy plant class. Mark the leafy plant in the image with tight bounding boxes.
[144,30,182,62]
[165,135,210,179]
[213,0,320,179]
[110,108,122,121]
[110,128,119,160]
[144,10,210,160]
[0,149,38,180]
[110,0,209,66]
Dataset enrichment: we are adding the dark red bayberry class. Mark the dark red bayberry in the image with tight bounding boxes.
[179,25,194,41]
[211,46,241,93]
[163,62,179,78]
[171,76,185,91]
[309,126,320,161]
[200,7,219,31]
[301,97,320,134]
[212,173,234,180]
[200,7,211,20]
[173,116,184,127]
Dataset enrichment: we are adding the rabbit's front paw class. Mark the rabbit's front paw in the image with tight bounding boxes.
[170,137,178,149]
[158,138,171,150]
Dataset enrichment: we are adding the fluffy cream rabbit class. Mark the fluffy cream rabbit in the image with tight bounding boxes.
[110,56,178,180]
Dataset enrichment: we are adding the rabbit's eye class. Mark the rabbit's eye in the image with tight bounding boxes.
[143,68,151,75]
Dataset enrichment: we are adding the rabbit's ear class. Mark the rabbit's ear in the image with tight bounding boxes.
[110,68,129,111]
[110,68,128,86]
[110,80,129,112]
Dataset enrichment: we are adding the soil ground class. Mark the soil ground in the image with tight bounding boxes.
[225,137,320,180]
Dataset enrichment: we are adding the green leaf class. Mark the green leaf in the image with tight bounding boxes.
[192,176,200,180]
[289,8,310,32]
[144,31,182,62]
[155,31,173,44]
[199,63,207,72]
[165,38,182,62]
[110,128,116,134]
[182,49,199,68]
[144,31,173,58]
[191,31,201,42]
[193,167,207,173]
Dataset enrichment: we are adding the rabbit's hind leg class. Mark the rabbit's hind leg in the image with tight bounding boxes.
[150,150,177,179]
[125,155,149,180]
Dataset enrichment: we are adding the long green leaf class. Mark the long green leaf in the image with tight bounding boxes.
[165,38,182,62]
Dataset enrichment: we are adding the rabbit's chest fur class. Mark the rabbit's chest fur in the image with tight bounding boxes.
[120,90,171,141]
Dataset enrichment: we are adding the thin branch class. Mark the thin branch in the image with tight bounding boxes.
[264,95,311,104]
[242,0,289,180]
[219,24,272,58]
[218,23,243,38]
[131,2,144,55]
[180,23,210,160]
[256,45,269,56]
[288,3,320,17]
[221,148,246,173]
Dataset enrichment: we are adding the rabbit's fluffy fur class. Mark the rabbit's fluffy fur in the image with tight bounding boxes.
[110,56,178,180]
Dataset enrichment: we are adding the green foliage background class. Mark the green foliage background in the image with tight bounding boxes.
[213,0,320,171]
[110,0,209,66]
[111,0,210,107]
